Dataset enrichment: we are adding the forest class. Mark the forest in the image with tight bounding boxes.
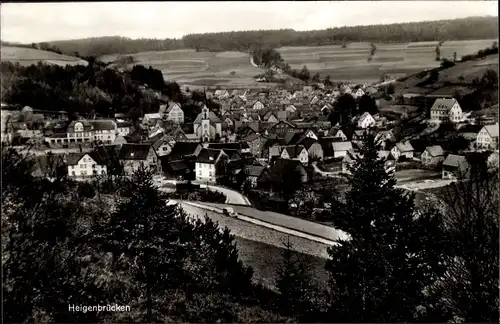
[11,16,499,57]
[0,60,218,124]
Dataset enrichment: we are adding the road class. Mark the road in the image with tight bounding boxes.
[312,162,345,179]
[395,178,455,191]
[155,177,251,206]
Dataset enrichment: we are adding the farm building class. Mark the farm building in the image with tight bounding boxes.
[430,98,463,123]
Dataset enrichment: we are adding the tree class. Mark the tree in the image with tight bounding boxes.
[323,75,333,86]
[425,155,499,322]
[334,93,357,126]
[275,237,318,319]
[385,83,395,95]
[312,72,320,83]
[299,65,310,81]
[442,135,469,153]
[288,186,319,219]
[325,133,447,322]
[453,52,457,62]
[480,69,498,88]
[358,94,378,115]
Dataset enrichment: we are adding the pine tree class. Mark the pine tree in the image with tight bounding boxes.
[325,133,446,322]
[275,237,316,319]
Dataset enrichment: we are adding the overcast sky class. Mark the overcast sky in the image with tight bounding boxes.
[1,1,498,43]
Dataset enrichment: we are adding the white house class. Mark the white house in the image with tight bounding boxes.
[354,88,365,98]
[116,121,132,137]
[67,152,107,178]
[332,129,348,141]
[304,129,318,140]
[391,141,414,160]
[430,98,463,123]
[280,145,309,164]
[161,102,184,124]
[357,112,376,129]
[476,123,499,150]
[421,145,445,166]
[195,148,226,183]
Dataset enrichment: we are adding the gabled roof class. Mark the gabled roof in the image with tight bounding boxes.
[118,143,153,160]
[207,142,250,151]
[165,102,181,113]
[430,98,458,111]
[193,108,222,124]
[88,119,117,131]
[144,113,162,120]
[424,145,444,157]
[332,141,353,152]
[483,123,499,138]
[197,148,223,164]
[298,137,317,150]
[241,133,261,142]
[168,141,201,161]
[283,132,301,145]
[358,112,373,122]
[443,154,468,168]
[67,151,106,166]
[395,141,414,152]
[283,145,306,158]
[67,120,93,132]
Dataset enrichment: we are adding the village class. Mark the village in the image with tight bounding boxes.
[2,80,498,216]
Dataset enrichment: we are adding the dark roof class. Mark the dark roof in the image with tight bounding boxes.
[244,165,266,177]
[118,143,152,160]
[168,142,201,161]
[207,142,250,151]
[299,137,318,150]
[221,149,241,160]
[267,158,305,179]
[88,119,117,131]
[284,145,306,158]
[67,151,106,166]
[197,148,222,164]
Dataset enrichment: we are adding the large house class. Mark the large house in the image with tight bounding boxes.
[442,154,469,180]
[421,145,445,166]
[160,102,184,124]
[476,123,499,150]
[118,143,161,175]
[430,98,463,123]
[195,148,227,183]
[193,106,223,142]
[67,152,107,178]
[56,119,118,147]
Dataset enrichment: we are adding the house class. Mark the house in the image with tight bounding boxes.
[331,129,348,141]
[143,113,163,126]
[65,120,93,146]
[242,165,266,188]
[421,145,445,166]
[195,148,227,183]
[309,95,320,105]
[332,141,353,158]
[342,86,352,94]
[442,154,469,180]
[215,90,230,99]
[391,141,414,160]
[258,158,308,189]
[280,145,309,164]
[252,100,265,110]
[207,142,251,154]
[88,120,117,145]
[303,129,318,140]
[118,143,161,175]
[374,130,397,149]
[321,104,332,115]
[116,121,132,137]
[161,102,184,124]
[354,88,365,98]
[303,86,314,95]
[270,120,298,136]
[430,98,463,123]
[242,133,268,157]
[263,111,279,123]
[298,137,324,160]
[193,106,223,142]
[285,105,297,113]
[476,123,499,149]
[67,152,107,178]
[152,138,173,157]
[357,112,376,129]
[167,141,203,162]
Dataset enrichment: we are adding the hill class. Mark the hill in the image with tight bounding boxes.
[31,16,499,57]
[0,46,88,67]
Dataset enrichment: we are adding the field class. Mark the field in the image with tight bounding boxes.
[0,46,88,67]
[96,39,497,88]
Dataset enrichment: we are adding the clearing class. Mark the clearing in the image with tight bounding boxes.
[1,46,88,66]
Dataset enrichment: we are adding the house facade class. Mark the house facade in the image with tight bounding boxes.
[357,112,376,129]
[195,148,226,183]
[442,154,469,180]
[118,143,161,175]
[280,145,309,164]
[391,141,414,160]
[421,145,445,166]
[430,98,463,123]
[476,123,499,149]
[162,102,184,124]
[67,152,107,178]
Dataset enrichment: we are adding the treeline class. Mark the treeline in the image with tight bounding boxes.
[461,41,499,61]
[26,16,499,57]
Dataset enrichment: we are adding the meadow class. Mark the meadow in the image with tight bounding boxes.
[2,39,496,88]
[0,46,88,67]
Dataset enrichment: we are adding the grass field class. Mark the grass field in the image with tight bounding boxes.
[1,46,88,66]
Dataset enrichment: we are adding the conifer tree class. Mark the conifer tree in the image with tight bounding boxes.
[326,133,446,322]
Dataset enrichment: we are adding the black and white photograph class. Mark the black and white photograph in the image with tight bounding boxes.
[1,1,499,322]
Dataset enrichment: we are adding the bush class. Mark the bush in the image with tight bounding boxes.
[78,181,96,198]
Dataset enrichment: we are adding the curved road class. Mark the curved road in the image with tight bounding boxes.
[311,162,346,179]
[155,177,251,206]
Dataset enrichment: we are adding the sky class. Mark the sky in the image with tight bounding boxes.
[1,1,498,43]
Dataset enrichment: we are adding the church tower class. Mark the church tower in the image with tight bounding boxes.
[201,107,210,142]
